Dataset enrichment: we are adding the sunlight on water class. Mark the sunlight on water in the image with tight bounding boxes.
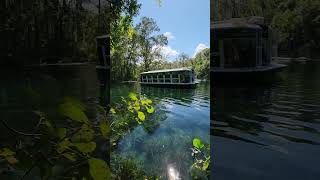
[167,164,181,180]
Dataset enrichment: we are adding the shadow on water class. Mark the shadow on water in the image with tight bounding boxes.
[111,82,210,179]
[212,61,320,180]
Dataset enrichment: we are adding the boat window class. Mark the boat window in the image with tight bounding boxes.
[223,39,256,68]
[153,74,158,82]
[148,75,152,82]
[158,73,164,83]
[180,71,190,83]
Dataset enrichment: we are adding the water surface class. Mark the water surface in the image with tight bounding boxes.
[212,61,320,180]
[111,82,210,179]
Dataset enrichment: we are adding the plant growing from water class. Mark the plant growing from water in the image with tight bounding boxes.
[191,137,210,179]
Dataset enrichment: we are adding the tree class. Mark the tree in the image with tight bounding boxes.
[135,17,168,71]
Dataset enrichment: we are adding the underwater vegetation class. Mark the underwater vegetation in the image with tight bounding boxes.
[110,92,210,179]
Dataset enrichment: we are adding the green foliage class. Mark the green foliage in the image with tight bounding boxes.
[0,97,110,179]
[88,158,110,180]
[0,148,19,164]
[193,138,205,149]
[59,99,89,124]
[191,137,210,176]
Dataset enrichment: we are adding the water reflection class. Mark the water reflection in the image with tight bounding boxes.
[212,62,320,179]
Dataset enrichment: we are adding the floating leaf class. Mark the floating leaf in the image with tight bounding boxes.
[193,138,204,149]
[88,158,110,180]
[146,105,154,113]
[59,101,89,124]
[73,142,96,153]
[58,128,67,140]
[137,111,145,122]
[62,152,76,162]
[128,92,138,101]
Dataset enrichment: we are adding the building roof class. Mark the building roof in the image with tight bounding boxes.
[140,67,192,74]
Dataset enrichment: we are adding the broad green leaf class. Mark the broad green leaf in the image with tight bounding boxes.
[72,124,94,142]
[88,158,110,180]
[57,139,72,153]
[133,101,140,111]
[62,152,76,162]
[128,92,138,101]
[99,120,110,138]
[59,101,89,124]
[73,142,96,153]
[146,105,154,113]
[0,148,15,156]
[63,97,86,111]
[58,128,67,140]
[193,138,204,149]
[0,148,18,164]
[137,111,145,122]
[6,156,18,164]
[141,99,152,105]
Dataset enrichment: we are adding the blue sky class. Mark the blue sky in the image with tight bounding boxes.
[133,0,210,61]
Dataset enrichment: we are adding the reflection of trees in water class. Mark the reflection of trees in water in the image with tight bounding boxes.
[211,82,320,145]
[140,83,210,105]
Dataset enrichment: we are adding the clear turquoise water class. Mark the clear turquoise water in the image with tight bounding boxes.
[111,82,210,179]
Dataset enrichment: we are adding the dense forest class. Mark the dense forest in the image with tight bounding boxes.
[111,13,210,82]
[212,0,320,58]
[0,0,140,65]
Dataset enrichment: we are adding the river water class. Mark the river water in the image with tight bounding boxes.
[212,61,320,180]
[111,82,210,179]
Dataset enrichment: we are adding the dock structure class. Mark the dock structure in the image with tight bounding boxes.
[140,68,197,88]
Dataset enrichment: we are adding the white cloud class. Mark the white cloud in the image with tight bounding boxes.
[152,45,179,58]
[193,43,209,57]
[163,32,175,40]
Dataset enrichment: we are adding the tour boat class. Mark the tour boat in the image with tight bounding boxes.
[140,68,198,88]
